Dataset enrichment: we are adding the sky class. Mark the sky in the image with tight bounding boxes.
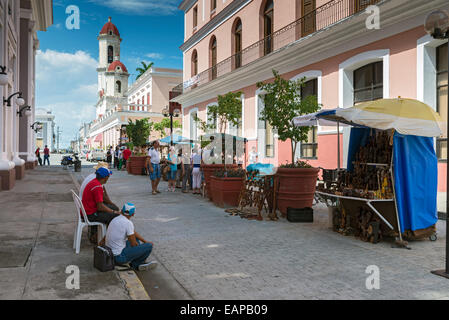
[36,0,185,148]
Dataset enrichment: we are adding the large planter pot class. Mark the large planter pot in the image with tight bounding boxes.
[202,164,237,200]
[276,167,320,216]
[128,156,146,175]
[210,176,244,208]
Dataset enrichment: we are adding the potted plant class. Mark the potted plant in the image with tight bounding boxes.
[195,91,242,200]
[257,70,320,216]
[126,119,152,175]
[210,168,246,208]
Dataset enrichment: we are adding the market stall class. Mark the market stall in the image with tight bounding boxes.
[293,98,444,244]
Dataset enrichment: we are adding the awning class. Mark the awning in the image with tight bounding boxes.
[86,138,92,145]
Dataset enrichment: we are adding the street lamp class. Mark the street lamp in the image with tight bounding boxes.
[30,121,43,133]
[4,91,25,107]
[0,66,8,86]
[163,105,181,146]
[17,105,31,117]
[425,9,449,279]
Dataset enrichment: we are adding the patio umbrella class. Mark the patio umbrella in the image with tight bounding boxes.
[334,98,445,138]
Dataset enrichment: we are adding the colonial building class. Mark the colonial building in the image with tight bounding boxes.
[173,0,449,191]
[83,18,182,149]
[0,0,53,190]
[35,108,55,151]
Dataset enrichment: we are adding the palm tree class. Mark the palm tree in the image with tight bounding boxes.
[136,61,154,80]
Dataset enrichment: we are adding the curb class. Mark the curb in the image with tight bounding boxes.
[117,270,151,300]
[68,170,151,300]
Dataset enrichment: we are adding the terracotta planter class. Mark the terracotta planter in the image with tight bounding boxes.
[128,156,146,175]
[276,167,320,216]
[201,164,225,200]
[210,176,244,208]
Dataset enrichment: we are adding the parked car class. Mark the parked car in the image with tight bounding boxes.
[91,149,106,162]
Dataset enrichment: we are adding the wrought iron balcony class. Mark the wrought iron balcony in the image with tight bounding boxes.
[174,0,381,94]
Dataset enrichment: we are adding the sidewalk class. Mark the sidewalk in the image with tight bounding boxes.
[0,167,132,300]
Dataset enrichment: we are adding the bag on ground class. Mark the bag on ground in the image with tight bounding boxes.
[94,245,115,272]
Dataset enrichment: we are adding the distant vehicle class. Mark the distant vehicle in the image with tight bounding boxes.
[91,149,106,162]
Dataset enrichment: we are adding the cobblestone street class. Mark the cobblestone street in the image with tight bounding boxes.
[74,169,449,300]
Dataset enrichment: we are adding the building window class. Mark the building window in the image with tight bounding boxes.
[193,6,198,30]
[353,61,383,104]
[115,81,121,94]
[263,0,274,55]
[211,0,217,12]
[302,0,316,36]
[192,50,198,76]
[234,19,242,69]
[300,79,318,159]
[437,43,448,161]
[210,37,217,80]
[108,46,114,64]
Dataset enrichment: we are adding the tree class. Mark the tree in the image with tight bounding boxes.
[126,118,152,147]
[153,118,182,138]
[194,91,243,135]
[257,70,320,164]
[136,61,154,80]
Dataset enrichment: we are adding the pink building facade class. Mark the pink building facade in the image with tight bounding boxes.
[173,0,449,191]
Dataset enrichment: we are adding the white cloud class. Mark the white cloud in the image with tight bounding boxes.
[89,0,179,16]
[36,50,99,146]
[146,53,164,60]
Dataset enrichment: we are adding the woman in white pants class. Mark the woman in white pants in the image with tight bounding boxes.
[191,148,202,195]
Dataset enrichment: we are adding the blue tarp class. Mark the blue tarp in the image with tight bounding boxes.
[347,128,438,233]
[393,133,438,233]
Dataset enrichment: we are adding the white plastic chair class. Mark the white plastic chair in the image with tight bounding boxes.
[71,190,106,254]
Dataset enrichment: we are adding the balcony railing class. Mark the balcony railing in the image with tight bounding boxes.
[174,0,381,94]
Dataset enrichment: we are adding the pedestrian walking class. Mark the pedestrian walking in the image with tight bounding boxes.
[176,149,183,189]
[167,146,178,192]
[191,147,202,195]
[147,141,161,195]
[35,147,42,166]
[43,145,50,166]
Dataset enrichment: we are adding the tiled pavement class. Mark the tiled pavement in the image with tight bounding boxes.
[75,168,449,300]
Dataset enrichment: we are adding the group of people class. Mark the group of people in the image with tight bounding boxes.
[80,162,157,271]
[104,146,132,170]
[35,145,50,166]
[144,140,205,195]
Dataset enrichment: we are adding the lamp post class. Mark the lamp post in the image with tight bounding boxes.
[425,9,449,279]
[162,105,181,146]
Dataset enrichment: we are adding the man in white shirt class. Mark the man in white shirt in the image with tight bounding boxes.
[105,203,157,271]
[147,140,161,195]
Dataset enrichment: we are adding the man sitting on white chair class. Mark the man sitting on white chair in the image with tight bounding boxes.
[81,167,120,228]
[104,203,157,271]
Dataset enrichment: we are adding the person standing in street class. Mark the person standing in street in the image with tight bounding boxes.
[182,147,192,193]
[106,146,113,168]
[35,147,42,166]
[167,146,178,192]
[191,147,202,195]
[43,145,50,166]
[114,146,119,169]
[122,146,131,171]
[147,140,161,195]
